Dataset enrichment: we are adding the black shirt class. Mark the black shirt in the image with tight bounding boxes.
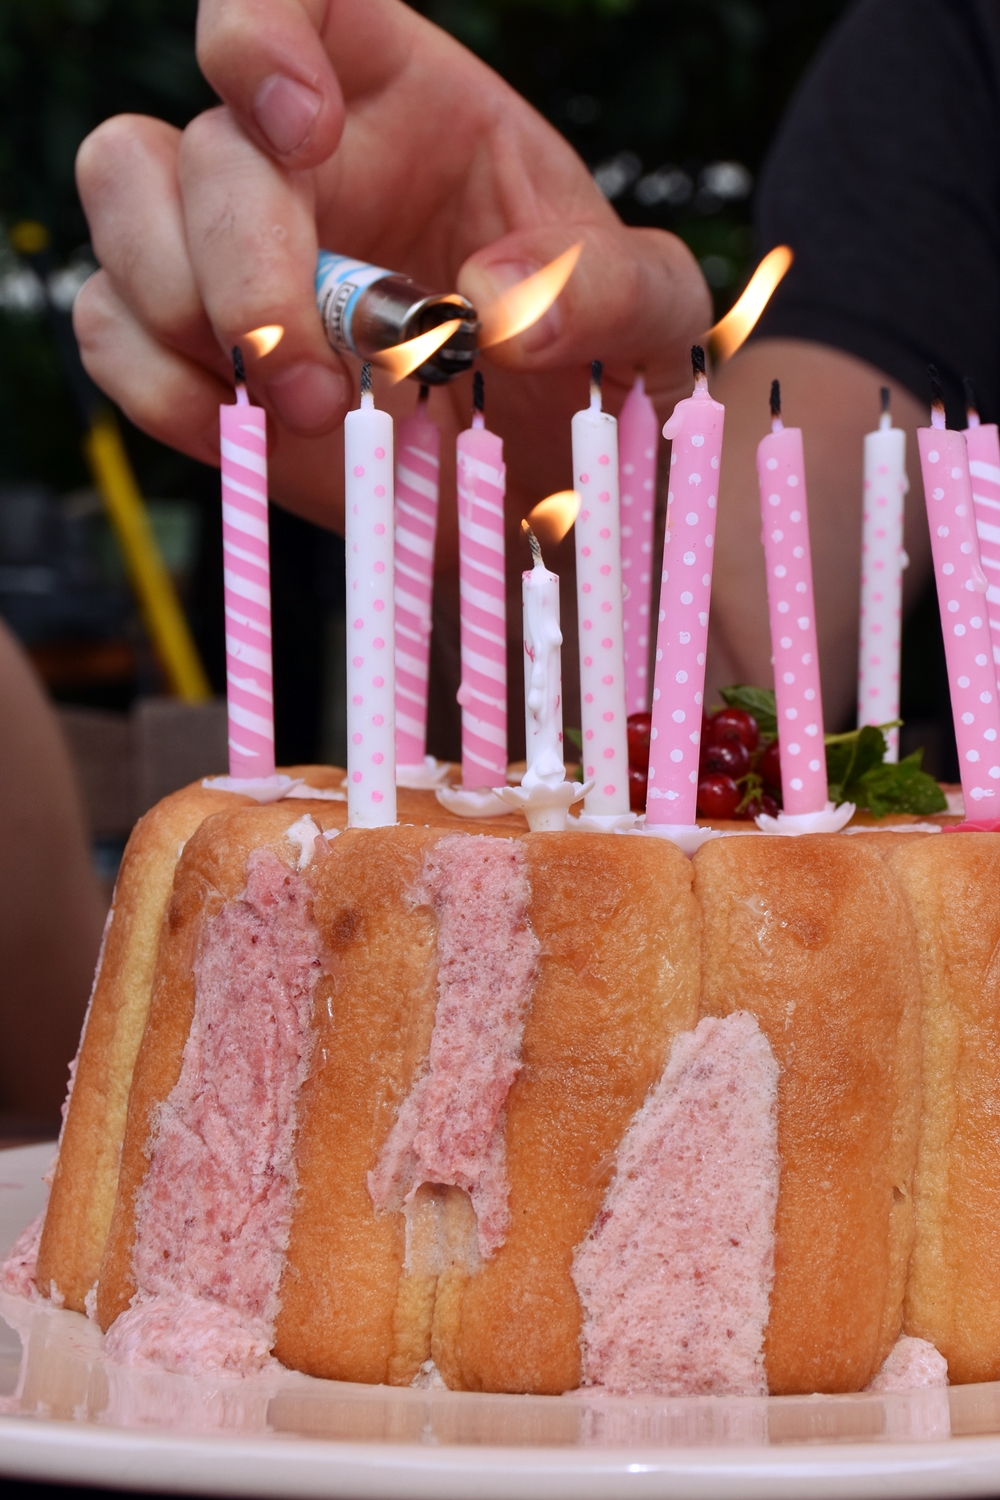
[754,0,1000,426]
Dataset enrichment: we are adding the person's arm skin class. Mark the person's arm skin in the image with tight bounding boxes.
[71,0,710,574]
[707,337,931,732]
[0,621,105,1126]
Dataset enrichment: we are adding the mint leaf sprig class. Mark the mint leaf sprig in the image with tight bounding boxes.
[714,685,946,819]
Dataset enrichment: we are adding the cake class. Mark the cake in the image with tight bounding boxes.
[12,775,991,1399]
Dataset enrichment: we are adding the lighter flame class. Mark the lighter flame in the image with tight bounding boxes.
[479,244,583,349]
[526,490,581,544]
[244,324,284,357]
[378,319,462,383]
[707,246,793,363]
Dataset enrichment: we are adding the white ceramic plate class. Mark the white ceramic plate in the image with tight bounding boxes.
[2,1144,1000,1499]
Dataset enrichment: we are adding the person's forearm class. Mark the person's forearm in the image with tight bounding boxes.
[706,337,930,731]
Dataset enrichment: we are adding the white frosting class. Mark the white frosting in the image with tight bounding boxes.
[754,801,855,835]
[495,778,590,831]
[435,786,515,819]
[843,822,943,835]
[574,810,639,833]
[201,774,345,802]
[945,789,965,817]
[629,821,723,854]
[396,756,451,790]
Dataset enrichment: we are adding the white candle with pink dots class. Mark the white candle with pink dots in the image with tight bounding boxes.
[345,363,396,827]
[618,375,659,715]
[858,388,908,759]
[918,369,1000,823]
[644,346,723,846]
[571,362,631,824]
[964,377,1000,696]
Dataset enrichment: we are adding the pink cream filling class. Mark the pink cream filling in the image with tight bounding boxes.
[573,1011,780,1397]
[0,1209,44,1300]
[867,1335,948,1391]
[107,849,321,1376]
[369,835,538,1257]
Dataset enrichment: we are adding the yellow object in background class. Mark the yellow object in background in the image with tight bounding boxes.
[84,410,211,703]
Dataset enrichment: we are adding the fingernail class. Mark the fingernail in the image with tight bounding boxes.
[266,363,348,435]
[476,260,563,353]
[252,74,321,156]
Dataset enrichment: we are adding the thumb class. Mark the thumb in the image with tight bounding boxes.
[196,0,344,167]
[458,224,711,394]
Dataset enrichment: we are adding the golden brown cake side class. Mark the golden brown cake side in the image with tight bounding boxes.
[36,782,247,1312]
[95,799,345,1332]
[447,832,701,1395]
[889,833,1000,1384]
[694,834,922,1394]
[273,824,444,1384]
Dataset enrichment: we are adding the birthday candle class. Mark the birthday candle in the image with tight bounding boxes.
[756,381,828,815]
[918,370,1000,815]
[645,347,724,827]
[858,387,907,760]
[572,362,629,817]
[520,523,565,791]
[345,363,396,827]
[456,372,507,790]
[219,347,274,779]
[394,384,441,769]
[618,375,659,715]
[964,378,1000,695]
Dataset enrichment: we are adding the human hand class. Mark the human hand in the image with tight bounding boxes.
[73,0,710,558]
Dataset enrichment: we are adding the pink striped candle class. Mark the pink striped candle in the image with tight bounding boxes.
[964,385,1000,694]
[756,381,827,815]
[456,372,507,790]
[220,353,274,779]
[394,386,441,769]
[645,350,724,827]
[619,375,659,715]
[918,382,1000,815]
[572,362,630,818]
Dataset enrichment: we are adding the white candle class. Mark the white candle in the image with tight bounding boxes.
[521,524,564,790]
[345,363,396,827]
[858,388,907,760]
[572,362,629,818]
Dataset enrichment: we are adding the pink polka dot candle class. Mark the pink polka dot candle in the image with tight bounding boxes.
[964,380,1000,695]
[572,362,629,819]
[645,348,724,830]
[345,363,396,827]
[618,375,658,715]
[756,381,828,817]
[858,388,908,760]
[219,348,274,780]
[919,372,1000,816]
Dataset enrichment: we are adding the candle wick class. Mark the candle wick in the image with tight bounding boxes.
[633,372,646,395]
[928,364,947,428]
[964,375,981,428]
[589,358,603,411]
[771,416,784,433]
[472,412,485,430]
[232,345,249,405]
[691,344,708,393]
[417,382,430,408]
[521,519,544,568]
[360,360,374,409]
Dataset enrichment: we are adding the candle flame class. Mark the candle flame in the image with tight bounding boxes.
[478,244,583,348]
[244,324,285,357]
[526,489,581,545]
[378,319,463,383]
[706,246,793,364]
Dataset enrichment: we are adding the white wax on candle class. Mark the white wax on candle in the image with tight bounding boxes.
[522,553,564,790]
[345,388,396,827]
[858,411,907,759]
[572,388,629,816]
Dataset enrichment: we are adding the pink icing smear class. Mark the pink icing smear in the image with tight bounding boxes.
[369,835,539,1257]
[108,849,321,1376]
[573,1011,779,1397]
[868,1336,948,1392]
[0,1209,44,1300]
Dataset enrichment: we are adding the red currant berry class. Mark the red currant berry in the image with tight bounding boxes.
[701,739,750,778]
[626,711,652,776]
[628,762,648,812]
[706,707,760,753]
[697,773,741,820]
[758,739,782,792]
